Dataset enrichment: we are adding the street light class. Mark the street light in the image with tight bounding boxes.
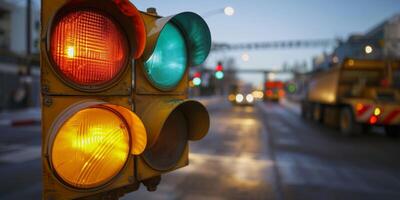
[202,6,235,18]
[224,6,235,16]
[365,45,373,54]
[241,53,250,62]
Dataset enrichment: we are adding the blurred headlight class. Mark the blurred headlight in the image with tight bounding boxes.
[246,94,254,103]
[236,94,244,103]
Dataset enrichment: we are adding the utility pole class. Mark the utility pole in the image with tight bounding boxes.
[25,0,32,107]
[26,0,31,57]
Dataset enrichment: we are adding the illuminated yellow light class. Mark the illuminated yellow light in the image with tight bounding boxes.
[348,59,354,66]
[228,94,235,101]
[374,107,381,116]
[51,107,130,188]
[356,103,363,111]
[66,46,75,58]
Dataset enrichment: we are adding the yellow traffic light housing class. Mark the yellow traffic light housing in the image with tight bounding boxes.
[41,0,147,199]
[134,9,211,188]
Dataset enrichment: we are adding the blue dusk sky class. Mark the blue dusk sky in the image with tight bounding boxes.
[132,0,400,86]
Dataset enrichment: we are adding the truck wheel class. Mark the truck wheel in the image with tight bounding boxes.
[340,107,361,136]
[313,104,323,123]
[385,126,399,137]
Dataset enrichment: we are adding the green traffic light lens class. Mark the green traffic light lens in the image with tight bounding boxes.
[144,22,187,90]
[193,77,201,86]
[215,71,224,79]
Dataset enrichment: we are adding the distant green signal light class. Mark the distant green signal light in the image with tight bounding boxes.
[215,71,224,79]
[193,77,202,86]
[144,22,187,90]
[287,83,297,93]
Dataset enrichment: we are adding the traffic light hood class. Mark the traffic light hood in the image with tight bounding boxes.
[139,99,210,149]
[138,99,210,170]
[141,12,212,67]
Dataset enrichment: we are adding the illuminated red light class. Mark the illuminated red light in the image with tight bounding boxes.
[216,64,223,71]
[50,10,128,86]
[266,90,273,97]
[193,72,201,78]
[266,81,284,89]
[369,115,378,124]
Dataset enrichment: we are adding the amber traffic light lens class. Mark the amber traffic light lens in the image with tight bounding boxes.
[50,10,128,87]
[50,107,130,188]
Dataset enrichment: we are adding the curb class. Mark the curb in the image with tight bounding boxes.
[0,119,40,127]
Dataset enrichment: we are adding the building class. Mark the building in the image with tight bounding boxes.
[313,14,400,70]
[0,0,40,55]
[0,0,40,110]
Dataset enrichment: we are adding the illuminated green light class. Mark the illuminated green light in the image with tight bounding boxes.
[215,71,224,79]
[193,77,201,86]
[287,83,297,93]
[144,23,187,90]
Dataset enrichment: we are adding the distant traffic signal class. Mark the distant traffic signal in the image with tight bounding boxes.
[192,72,202,86]
[215,61,224,79]
[134,8,211,190]
[41,0,147,198]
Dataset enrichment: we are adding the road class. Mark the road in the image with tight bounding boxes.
[1,100,400,199]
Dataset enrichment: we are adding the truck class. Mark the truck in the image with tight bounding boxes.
[264,81,285,102]
[301,58,400,136]
[228,83,255,106]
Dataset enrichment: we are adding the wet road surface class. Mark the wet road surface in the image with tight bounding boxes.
[1,100,400,199]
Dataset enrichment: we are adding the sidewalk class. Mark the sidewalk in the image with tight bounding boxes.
[0,107,41,126]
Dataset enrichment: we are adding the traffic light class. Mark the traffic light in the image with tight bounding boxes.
[192,72,202,86]
[41,0,147,199]
[215,61,224,79]
[133,9,211,189]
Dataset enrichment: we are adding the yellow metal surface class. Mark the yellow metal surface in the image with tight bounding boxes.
[105,104,147,155]
[135,145,189,181]
[308,66,340,104]
[343,59,400,70]
[51,107,130,189]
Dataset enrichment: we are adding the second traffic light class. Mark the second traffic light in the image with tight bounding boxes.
[215,61,224,79]
[134,8,211,188]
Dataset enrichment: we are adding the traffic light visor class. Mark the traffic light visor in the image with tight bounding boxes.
[49,9,129,89]
[141,100,210,170]
[171,12,211,66]
[142,12,211,69]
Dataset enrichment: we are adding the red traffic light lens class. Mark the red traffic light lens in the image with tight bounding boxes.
[50,10,128,87]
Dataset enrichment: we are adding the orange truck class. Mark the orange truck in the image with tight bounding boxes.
[264,81,285,102]
[301,59,400,136]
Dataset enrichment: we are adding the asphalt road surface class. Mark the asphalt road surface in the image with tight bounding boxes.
[1,100,400,200]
